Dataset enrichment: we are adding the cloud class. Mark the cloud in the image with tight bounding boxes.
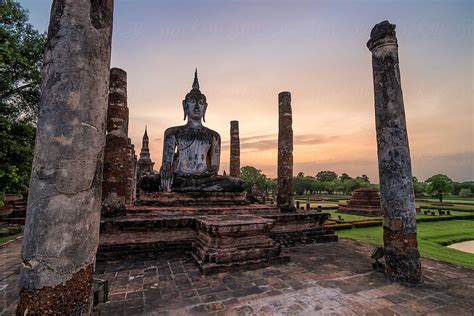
[222,133,339,152]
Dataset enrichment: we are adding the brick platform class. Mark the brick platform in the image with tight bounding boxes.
[338,188,382,217]
[137,192,249,207]
[1,238,473,315]
[193,215,290,275]
[97,204,336,264]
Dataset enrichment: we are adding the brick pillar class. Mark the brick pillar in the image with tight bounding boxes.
[277,92,295,212]
[102,68,130,217]
[126,138,137,204]
[17,1,113,314]
[367,20,421,283]
[229,120,240,177]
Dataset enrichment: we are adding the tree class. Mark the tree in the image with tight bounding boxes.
[0,117,35,195]
[240,166,270,194]
[0,1,45,199]
[412,177,427,196]
[315,170,338,182]
[294,176,316,195]
[339,173,352,182]
[426,174,454,202]
[1,0,46,123]
[296,171,305,178]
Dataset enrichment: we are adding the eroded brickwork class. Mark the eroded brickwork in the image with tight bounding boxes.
[277,92,295,212]
[102,68,130,217]
[229,120,240,178]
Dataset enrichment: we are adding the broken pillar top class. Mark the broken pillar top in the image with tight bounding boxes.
[367,20,397,51]
[110,67,127,81]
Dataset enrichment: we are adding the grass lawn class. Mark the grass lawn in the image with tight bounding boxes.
[327,210,379,221]
[337,219,474,269]
[0,226,23,245]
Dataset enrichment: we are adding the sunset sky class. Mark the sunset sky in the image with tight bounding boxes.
[22,0,473,182]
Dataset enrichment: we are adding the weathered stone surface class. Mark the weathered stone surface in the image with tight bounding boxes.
[229,120,240,178]
[368,20,421,283]
[102,68,130,218]
[277,92,295,212]
[193,215,290,274]
[137,191,250,206]
[137,126,155,178]
[156,70,245,193]
[338,188,382,217]
[18,0,113,313]
[139,173,245,193]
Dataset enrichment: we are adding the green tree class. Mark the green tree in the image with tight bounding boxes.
[1,0,46,123]
[413,176,427,196]
[339,173,352,182]
[0,1,45,199]
[240,166,270,194]
[315,170,338,182]
[426,174,454,202]
[294,176,316,195]
[0,117,35,195]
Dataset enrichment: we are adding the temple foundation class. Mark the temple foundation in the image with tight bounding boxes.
[102,68,130,217]
[229,120,240,178]
[17,0,113,314]
[367,20,422,283]
[277,92,295,212]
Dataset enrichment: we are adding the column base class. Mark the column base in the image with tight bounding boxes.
[16,264,94,315]
[383,228,422,284]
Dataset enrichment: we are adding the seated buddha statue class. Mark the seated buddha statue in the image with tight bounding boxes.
[139,70,244,193]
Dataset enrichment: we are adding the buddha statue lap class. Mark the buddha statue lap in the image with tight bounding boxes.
[139,70,245,193]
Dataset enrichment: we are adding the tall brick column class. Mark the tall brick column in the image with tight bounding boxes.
[126,138,137,204]
[229,120,240,178]
[17,0,113,314]
[367,20,421,283]
[102,68,130,217]
[277,92,295,212]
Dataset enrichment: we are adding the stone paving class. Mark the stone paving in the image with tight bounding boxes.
[1,237,473,315]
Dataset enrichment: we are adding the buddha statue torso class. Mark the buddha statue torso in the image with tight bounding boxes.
[138,70,244,193]
[163,125,220,177]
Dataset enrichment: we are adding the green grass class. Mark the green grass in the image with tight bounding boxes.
[327,210,379,221]
[0,226,23,245]
[337,220,474,269]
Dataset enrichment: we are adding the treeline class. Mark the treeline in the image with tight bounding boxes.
[239,167,474,202]
[294,171,372,195]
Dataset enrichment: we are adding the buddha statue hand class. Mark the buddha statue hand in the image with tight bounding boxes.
[201,165,218,177]
[160,164,173,192]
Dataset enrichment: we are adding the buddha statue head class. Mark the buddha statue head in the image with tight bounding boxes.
[183,69,207,123]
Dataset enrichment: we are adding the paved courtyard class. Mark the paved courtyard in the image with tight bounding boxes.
[1,237,473,315]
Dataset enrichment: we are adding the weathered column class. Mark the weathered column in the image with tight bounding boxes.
[229,120,240,177]
[102,68,130,217]
[277,92,295,212]
[126,139,137,204]
[367,20,421,283]
[17,1,113,314]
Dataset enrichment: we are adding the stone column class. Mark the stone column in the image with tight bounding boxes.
[102,68,130,217]
[17,1,113,314]
[367,20,421,283]
[229,120,240,177]
[277,92,295,212]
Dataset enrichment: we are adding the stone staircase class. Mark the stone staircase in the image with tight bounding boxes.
[97,192,337,273]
